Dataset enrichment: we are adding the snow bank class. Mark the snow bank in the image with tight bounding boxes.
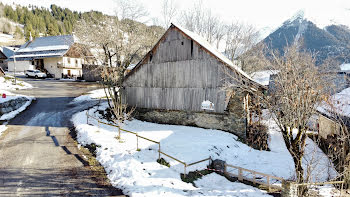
[0,95,34,121]
[0,76,33,90]
[71,88,106,104]
[0,76,34,136]
[193,173,271,197]
[0,33,15,43]
[0,124,7,136]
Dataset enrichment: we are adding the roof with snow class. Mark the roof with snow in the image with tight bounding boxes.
[340,63,350,71]
[126,23,259,86]
[1,46,18,58]
[8,35,74,61]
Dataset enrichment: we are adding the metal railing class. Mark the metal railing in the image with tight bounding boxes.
[85,110,210,177]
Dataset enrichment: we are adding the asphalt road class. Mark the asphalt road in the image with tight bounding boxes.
[0,77,123,196]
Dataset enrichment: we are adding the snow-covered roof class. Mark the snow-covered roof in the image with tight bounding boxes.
[172,23,253,81]
[251,70,279,86]
[2,46,18,58]
[18,35,73,52]
[340,63,350,71]
[8,35,74,61]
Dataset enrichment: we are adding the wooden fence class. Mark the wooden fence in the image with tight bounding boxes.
[86,110,211,177]
[225,164,284,192]
[86,110,346,195]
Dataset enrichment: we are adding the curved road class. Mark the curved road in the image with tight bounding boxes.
[0,77,123,196]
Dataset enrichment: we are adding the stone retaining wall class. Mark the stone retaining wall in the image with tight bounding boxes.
[0,97,29,116]
[133,108,247,139]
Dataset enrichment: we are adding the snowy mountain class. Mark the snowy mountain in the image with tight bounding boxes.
[263,10,350,66]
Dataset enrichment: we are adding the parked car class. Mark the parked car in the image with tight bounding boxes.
[25,70,47,78]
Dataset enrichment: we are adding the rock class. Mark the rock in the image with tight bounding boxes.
[212,159,226,172]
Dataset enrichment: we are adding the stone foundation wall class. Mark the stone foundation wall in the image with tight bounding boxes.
[0,97,29,115]
[82,64,103,82]
[134,108,247,139]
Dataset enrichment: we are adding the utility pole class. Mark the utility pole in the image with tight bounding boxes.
[13,53,16,85]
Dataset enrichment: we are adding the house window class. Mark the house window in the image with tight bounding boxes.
[75,59,78,66]
[67,58,71,64]
[149,53,153,62]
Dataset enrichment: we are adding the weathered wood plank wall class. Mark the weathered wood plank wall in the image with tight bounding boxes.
[123,26,238,113]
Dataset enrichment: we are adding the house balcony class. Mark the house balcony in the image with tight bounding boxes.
[57,62,81,69]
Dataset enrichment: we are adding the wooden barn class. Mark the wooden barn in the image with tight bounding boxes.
[123,23,263,138]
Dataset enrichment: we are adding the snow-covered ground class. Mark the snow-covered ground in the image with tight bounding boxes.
[250,70,278,86]
[193,173,271,197]
[0,33,15,43]
[71,89,105,104]
[0,76,34,136]
[0,76,33,90]
[71,89,338,196]
[73,104,273,196]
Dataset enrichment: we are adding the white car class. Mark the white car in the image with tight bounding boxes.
[25,70,47,78]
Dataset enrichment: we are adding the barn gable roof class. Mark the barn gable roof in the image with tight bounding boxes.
[172,23,253,80]
[125,23,262,88]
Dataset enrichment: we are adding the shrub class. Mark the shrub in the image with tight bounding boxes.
[247,123,269,151]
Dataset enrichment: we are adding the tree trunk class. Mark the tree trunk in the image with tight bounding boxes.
[292,154,304,183]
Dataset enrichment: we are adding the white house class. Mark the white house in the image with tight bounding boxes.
[8,35,93,78]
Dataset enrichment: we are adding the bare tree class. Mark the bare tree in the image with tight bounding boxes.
[74,15,162,132]
[179,0,224,47]
[226,45,330,190]
[239,42,270,74]
[224,21,260,61]
[161,0,178,28]
[114,0,149,22]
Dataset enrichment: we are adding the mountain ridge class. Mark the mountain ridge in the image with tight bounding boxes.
[262,10,350,66]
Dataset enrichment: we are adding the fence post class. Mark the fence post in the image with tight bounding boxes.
[184,164,187,178]
[238,168,243,181]
[267,176,270,192]
[253,172,256,184]
[224,164,227,175]
[136,134,139,150]
[86,111,89,124]
[158,143,161,160]
[118,127,121,139]
[281,180,298,197]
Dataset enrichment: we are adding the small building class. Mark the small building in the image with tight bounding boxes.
[123,23,264,139]
[7,35,93,78]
